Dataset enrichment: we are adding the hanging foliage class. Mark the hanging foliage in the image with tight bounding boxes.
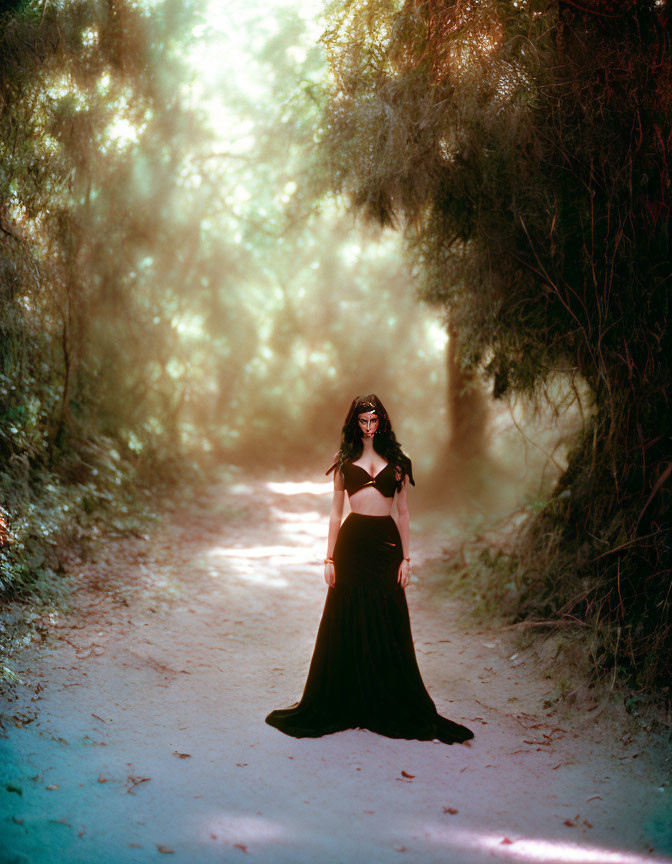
[320,0,672,693]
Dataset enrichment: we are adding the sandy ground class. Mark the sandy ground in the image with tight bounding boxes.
[1,467,671,864]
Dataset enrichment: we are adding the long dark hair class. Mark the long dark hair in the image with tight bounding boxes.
[326,393,415,488]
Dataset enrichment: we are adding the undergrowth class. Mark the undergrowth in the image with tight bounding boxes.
[438,497,672,715]
[0,437,209,693]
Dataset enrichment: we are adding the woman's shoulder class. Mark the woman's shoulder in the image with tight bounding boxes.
[325,452,348,475]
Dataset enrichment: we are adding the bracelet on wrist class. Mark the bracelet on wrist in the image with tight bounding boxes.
[324,557,334,564]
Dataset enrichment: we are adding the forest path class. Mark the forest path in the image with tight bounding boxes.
[1,467,670,864]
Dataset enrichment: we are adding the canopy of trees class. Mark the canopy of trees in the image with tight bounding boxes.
[319,0,672,691]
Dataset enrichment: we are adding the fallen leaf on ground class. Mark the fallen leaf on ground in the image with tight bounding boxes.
[173,751,191,759]
[11,711,37,728]
[400,770,415,779]
[233,843,248,853]
[156,844,174,853]
[127,776,151,793]
[46,784,60,790]
[443,807,458,814]
[5,783,22,796]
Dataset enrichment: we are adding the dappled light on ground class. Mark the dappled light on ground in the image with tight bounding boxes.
[270,508,328,541]
[266,481,333,496]
[200,812,291,846]
[422,825,669,864]
[208,544,318,565]
[206,490,327,589]
[205,542,316,588]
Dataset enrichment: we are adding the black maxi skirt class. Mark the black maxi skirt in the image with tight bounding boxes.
[265,512,474,745]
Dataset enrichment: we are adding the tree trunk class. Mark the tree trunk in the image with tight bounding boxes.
[446,323,488,461]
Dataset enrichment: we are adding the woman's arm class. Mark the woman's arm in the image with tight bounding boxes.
[395,473,411,588]
[324,468,345,587]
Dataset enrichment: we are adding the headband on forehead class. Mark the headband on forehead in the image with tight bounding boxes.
[357,402,377,413]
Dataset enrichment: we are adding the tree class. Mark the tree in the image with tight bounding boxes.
[0,0,207,599]
[320,0,672,691]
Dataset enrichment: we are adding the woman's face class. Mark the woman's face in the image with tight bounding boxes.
[357,410,379,439]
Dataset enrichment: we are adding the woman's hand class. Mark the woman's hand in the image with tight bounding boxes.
[324,561,335,588]
[397,558,411,589]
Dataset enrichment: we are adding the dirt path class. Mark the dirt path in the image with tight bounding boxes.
[1,467,671,863]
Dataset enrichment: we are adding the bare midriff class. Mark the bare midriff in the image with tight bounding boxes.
[348,486,394,517]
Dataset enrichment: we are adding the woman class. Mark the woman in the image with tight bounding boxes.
[265,394,474,745]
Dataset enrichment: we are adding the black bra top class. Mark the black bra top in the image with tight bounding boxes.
[326,458,414,499]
